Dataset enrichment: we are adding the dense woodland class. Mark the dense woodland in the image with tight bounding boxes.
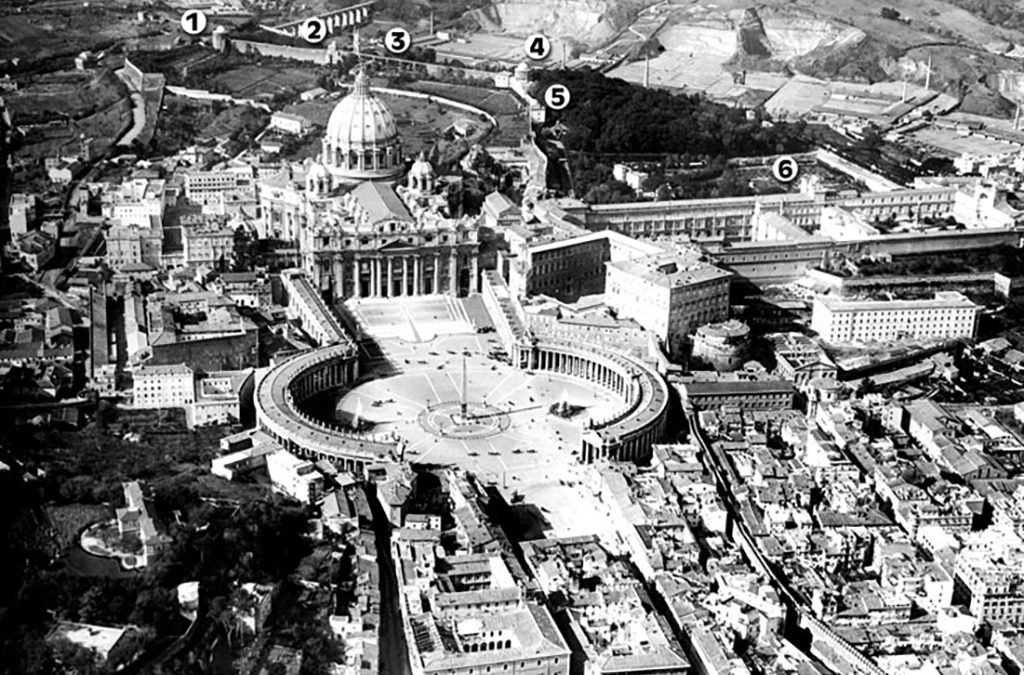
[0,420,324,675]
[533,68,808,157]
[531,68,808,202]
[944,0,1024,32]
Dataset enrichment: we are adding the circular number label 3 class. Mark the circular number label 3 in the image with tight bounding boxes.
[385,26,411,54]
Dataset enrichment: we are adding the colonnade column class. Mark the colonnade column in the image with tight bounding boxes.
[334,258,344,300]
[413,256,421,295]
[433,255,440,296]
[450,252,458,295]
[402,257,409,296]
[387,256,395,298]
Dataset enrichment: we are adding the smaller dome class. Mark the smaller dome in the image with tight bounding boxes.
[307,161,329,182]
[409,152,434,179]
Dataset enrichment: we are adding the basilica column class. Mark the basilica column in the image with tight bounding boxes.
[387,256,395,298]
[375,258,383,297]
[370,259,378,297]
[433,255,440,296]
[334,258,344,300]
[402,257,409,296]
[470,256,479,294]
[449,252,458,295]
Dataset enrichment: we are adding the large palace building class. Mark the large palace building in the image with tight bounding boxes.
[258,70,480,300]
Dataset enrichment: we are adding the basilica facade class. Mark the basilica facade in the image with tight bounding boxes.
[258,70,480,300]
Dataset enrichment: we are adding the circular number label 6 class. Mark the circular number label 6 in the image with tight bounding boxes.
[544,84,571,110]
[772,155,799,183]
[525,33,552,60]
[302,17,328,44]
[180,9,208,35]
[385,27,411,54]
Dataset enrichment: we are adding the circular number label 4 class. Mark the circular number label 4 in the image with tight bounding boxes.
[525,33,552,61]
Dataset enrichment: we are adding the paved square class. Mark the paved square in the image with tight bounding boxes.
[348,295,472,341]
[336,296,628,541]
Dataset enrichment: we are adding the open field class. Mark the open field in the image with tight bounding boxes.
[45,503,110,550]
[404,81,527,146]
[19,98,132,160]
[6,69,127,124]
[152,97,269,155]
[209,64,320,99]
[908,128,1020,156]
[0,7,168,63]
[434,34,541,63]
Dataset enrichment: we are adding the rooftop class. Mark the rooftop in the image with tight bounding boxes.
[47,622,129,661]
[815,291,979,312]
[608,253,732,289]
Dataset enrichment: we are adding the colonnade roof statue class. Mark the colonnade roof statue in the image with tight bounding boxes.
[322,68,404,183]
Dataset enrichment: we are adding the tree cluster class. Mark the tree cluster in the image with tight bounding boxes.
[533,68,808,157]
[942,0,1024,32]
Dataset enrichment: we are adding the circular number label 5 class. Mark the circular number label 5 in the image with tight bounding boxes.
[544,84,571,110]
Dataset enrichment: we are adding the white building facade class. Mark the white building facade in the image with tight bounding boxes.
[811,292,981,344]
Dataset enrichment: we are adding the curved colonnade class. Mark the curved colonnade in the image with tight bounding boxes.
[254,343,398,476]
[255,338,669,474]
[518,339,670,463]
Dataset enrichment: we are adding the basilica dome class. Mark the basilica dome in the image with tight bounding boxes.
[322,69,403,183]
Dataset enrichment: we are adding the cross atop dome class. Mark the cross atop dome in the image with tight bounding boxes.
[352,68,370,97]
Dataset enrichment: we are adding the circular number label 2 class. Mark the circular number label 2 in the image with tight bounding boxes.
[385,26,411,54]
[180,9,208,35]
[544,84,571,110]
[772,155,799,183]
[525,33,552,61]
[302,17,328,44]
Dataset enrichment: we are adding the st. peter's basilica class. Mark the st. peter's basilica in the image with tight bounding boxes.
[257,70,480,300]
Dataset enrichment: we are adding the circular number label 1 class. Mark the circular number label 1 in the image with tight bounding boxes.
[385,26,411,54]
[772,155,799,183]
[525,33,552,61]
[544,84,571,110]
[180,9,208,35]
[302,17,327,44]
